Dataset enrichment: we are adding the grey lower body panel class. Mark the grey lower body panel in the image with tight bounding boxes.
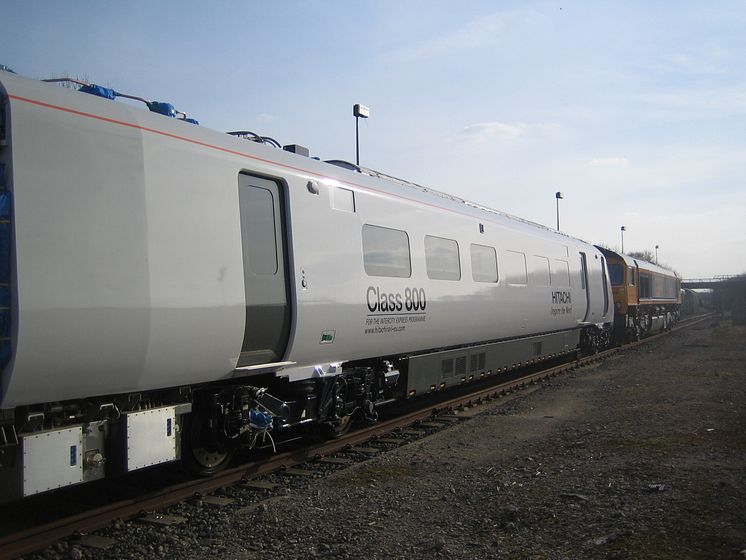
[405,329,580,397]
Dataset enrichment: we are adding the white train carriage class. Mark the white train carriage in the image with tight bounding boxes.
[0,68,613,500]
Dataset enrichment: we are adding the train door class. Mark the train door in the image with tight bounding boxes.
[600,256,610,317]
[580,252,590,322]
[237,173,291,366]
[633,260,641,304]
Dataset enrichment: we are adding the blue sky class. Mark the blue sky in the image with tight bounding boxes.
[2,1,744,277]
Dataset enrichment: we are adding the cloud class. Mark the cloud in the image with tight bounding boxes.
[393,13,504,61]
[454,121,560,144]
[458,122,525,143]
[587,157,629,167]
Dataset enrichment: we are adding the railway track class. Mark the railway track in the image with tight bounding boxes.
[0,313,712,560]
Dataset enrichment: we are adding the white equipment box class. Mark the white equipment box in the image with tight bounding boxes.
[124,406,177,471]
[21,426,84,496]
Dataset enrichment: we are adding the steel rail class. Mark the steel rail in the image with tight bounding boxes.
[0,312,712,560]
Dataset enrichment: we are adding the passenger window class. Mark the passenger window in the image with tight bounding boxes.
[471,244,498,283]
[531,255,551,287]
[553,259,571,287]
[639,273,652,298]
[425,235,461,280]
[505,251,528,285]
[362,224,411,278]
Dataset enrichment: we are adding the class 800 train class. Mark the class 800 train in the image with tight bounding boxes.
[0,68,673,501]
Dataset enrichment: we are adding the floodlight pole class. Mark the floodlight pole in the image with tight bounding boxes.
[555,191,563,231]
[621,225,626,253]
[353,103,369,167]
[655,244,659,264]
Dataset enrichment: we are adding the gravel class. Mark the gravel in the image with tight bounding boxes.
[22,318,746,560]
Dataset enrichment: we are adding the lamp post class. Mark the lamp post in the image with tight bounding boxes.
[555,191,563,231]
[655,244,659,264]
[621,226,626,253]
[353,103,369,166]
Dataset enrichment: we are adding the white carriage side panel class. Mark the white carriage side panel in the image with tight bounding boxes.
[0,74,258,406]
[3,78,152,407]
[585,248,612,324]
[365,193,499,355]
[497,234,580,334]
[283,174,594,367]
[134,117,246,387]
[280,175,365,368]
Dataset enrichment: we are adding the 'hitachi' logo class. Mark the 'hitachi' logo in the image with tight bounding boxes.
[552,291,572,304]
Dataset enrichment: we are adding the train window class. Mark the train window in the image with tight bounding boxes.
[608,263,624,286]
[239,185,278,275]
[628,268,635,286]
[470,244,498,283]
[362,225,411,278]
[653,275,664,298]
[639,272,652,298]
[552,259,570,287]
[425,235,461,281]
[531,256,551,287]
[505,250,528,286]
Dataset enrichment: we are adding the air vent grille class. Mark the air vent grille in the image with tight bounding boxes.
[441,359,453,378]
[470,352,486,371]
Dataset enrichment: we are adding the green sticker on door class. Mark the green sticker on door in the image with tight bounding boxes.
[320,330,336,344]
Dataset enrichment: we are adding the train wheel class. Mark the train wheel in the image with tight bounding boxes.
[181,413,235,476]
[322,413,354,439]
[320,379,356,439]
[590,337,600,354]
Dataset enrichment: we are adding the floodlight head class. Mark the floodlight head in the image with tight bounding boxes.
[353,104,370,118]
[555,191,563,199]
[621,225,626,231]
